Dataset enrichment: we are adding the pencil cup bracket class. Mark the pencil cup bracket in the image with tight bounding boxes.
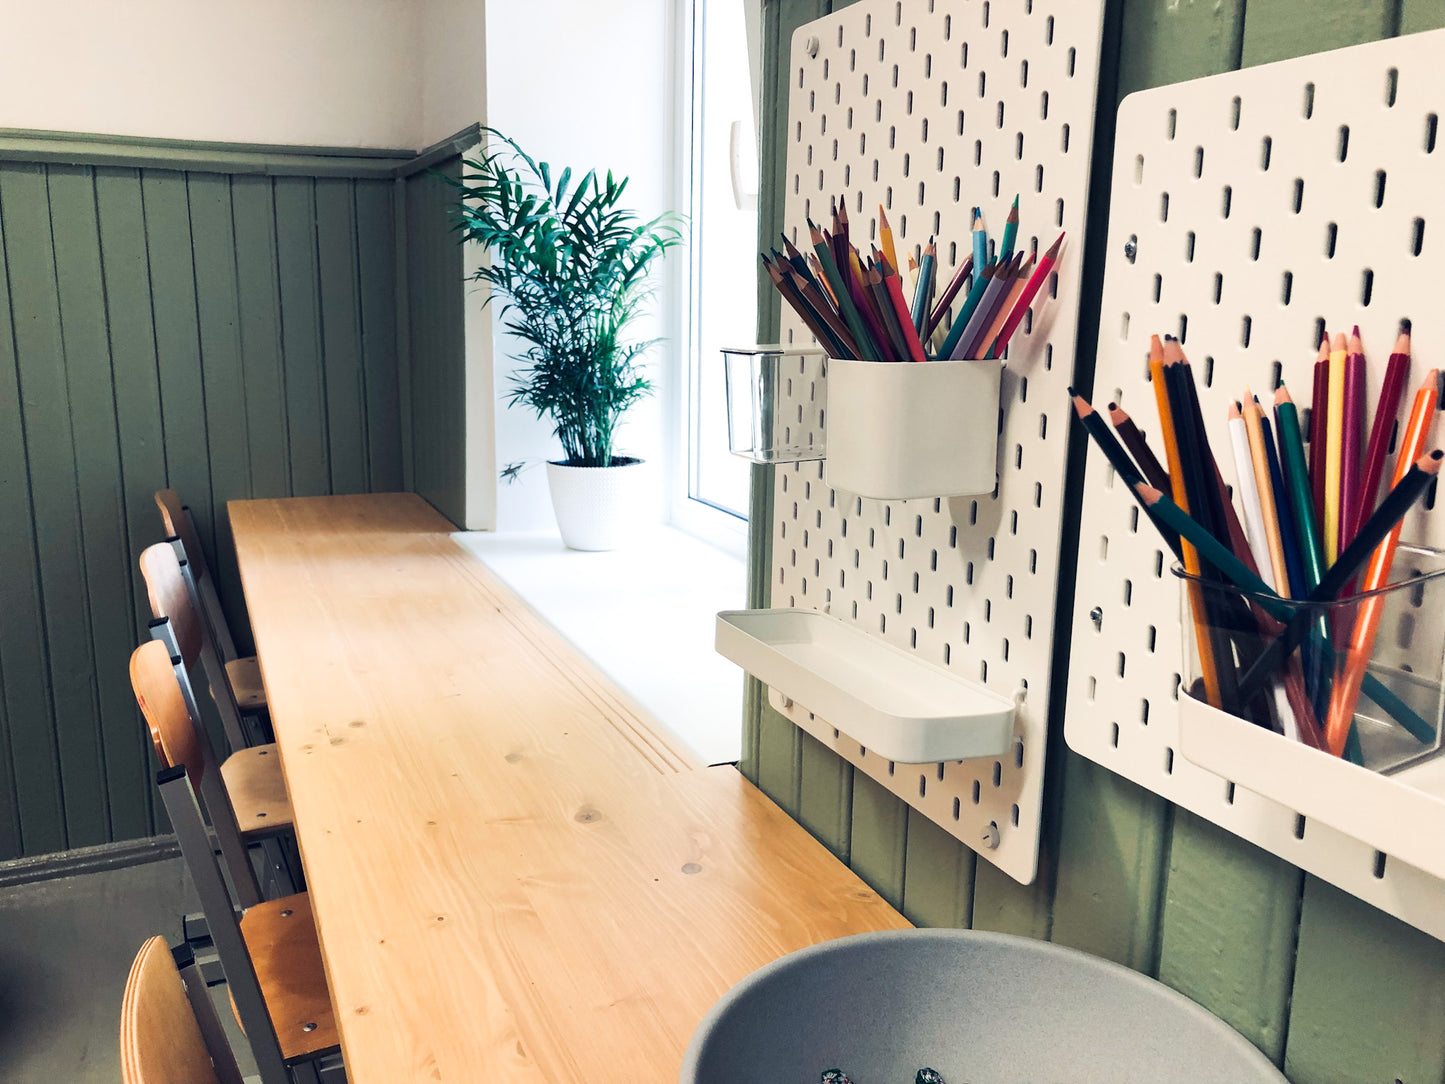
[722,346,826,464]
[823,357,1003,500]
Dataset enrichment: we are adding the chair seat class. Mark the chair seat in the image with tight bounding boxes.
[225,655,268,710]
[239,893,339,1062]
[220,745,293,837]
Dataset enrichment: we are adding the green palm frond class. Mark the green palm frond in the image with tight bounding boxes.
[445,129,684,467]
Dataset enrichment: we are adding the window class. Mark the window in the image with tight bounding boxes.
[679,0,760,531]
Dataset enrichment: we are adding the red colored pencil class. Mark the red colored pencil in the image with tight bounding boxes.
[1340,327,1367,549]
[1308,335,1329,525]
[988,232,1064,356]
[880,261,928,362]
[1355,320,1411,539]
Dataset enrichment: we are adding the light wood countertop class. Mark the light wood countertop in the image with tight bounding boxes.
[230,493,908,1084]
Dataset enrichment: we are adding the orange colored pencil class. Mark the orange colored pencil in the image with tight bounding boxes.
[1325,369,1441,755]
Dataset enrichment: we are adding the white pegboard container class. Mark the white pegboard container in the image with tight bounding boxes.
[825,357,1002,498]
[764,0,1106,883]
[1066,29,1445,938]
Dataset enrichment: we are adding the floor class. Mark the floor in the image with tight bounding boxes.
[455,525,749,766]
[0,854,256,1082]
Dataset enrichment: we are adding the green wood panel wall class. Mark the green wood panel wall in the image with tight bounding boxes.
[748,3,1445,1081]
[0,148,411,856]
[403,159,467,526]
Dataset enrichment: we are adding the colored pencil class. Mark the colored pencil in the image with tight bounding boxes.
[867,263,908,361]
[878,204,899,274]
[1238,449,1445,702]
[847,253,894,360]
[926,256,974,338]
[1260,407,1306,599]
[971,207,988,277]
[1340,326,1366,550]
[1244,393,1290,595]
[1229,400,1275,590]
[989,232,1064,357]
[1072,392,1181,561]
[787,269,859,358]
[763,256,845,356]
[1355,320,1411,540]
[1308,336,1329,524]
[1275,386,1325,593]
[1325,373,1441,754]
[978,253,1036,359]
[1324,331,1347,563]
[1108,403,1170,492]
[953,253,1017,359]
[999,196,1020,262]
[809,221,876,361]
[937,260,996,359]
[879,260,927,362]
[807,253,838,307]
[906,251,920,301]
[911,239,936,336]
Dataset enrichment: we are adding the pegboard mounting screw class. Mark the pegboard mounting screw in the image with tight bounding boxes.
[805,35,820,58]
[1089,606,1103,630]
[981,822,1001,850]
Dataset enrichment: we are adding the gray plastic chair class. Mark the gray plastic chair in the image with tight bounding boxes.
[681,929,1288,1084]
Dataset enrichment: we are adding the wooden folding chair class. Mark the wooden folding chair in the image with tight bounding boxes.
[131,641,341,1084]
[154,489,268,733]
[121,935,244,1084]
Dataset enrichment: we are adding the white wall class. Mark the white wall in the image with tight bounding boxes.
[0,1,427,148]
[483,0,682,531]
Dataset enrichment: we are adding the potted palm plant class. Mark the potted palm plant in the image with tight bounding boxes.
[449,129,683,550]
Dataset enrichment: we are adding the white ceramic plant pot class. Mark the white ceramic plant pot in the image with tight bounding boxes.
[545,457,645,551]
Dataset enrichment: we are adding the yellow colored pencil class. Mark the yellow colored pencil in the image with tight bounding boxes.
[878,205,899,275]
[1324,330,1347,563]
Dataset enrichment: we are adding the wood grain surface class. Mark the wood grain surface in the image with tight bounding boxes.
[230,493,907,1084]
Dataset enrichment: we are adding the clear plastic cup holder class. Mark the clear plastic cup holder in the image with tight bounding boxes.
[721,346,827,463]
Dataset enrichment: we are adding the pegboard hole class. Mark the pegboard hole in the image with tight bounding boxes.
[1045,14,1054,44]
[1325,221,1337,258]
[1281,271,1293,306]
[1303,82,1315,118]
[1260,136,1272,171]
[972,780,981,804]
[1374,851,1387,879]
[1166,108,1177,140]
[952,797,961,821]
[1186,230,1196,263]
[1159,191,1169,223]
[1153,274,1163,303]
[1374,169,1387,208]
[1250,227,1261,261]
[1221,185,1232,219]
[1292,178,1305,214]
[1010,803,1020,828]
[1427,113,1438,153]
[1067,46,1076,77]
[1225,782,1236,805]
[1133,154,1143,185]
[1193,145,1204,178]
[1212,273,1223,305]
[1165,747,1175,774]
[1147,626,1157,653]
[1294,814,1306,840]
[1230,96,1242,129]
[1141,698,1151,724]
[1337,124,1350,162]
[1110,723,1119,748]
[1361,269,1374,307]
[1241,316,1253,349]
[992,761,1002,787]
[1386,67,1398,107]
[1412,217,1425,257]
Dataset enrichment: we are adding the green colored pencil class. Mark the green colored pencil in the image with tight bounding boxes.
[936,259,995,359]
[808,221,875,360]
[999,195,1019,261]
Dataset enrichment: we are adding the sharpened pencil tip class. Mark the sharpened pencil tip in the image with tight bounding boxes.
[1401,317,1412,334]
[1107,402,1118,411]
[1135,483,1162,503]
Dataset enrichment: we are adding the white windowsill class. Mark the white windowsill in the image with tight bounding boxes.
[451,525,748,766]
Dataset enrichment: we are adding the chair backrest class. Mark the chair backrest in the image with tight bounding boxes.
[155,488,209,580]
[130,639,205,787]
[138,543,203,669]
[120,936,226,1084]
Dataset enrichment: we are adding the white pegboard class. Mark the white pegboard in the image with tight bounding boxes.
[768,0,1106,883]
[1066,30,1445,938]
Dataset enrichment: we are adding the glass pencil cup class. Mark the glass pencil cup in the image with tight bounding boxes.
[721,346,826,463]
[1174,544,1445,775]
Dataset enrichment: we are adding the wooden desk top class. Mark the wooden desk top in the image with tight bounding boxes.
[230,494,908,1084]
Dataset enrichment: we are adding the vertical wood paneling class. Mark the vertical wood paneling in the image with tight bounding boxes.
[404,162,466,524]
[94,166,168,836]
[1241,0,1395,66]
[1049,753,1170,970]
[1400,1,1445,33]
[0,167,60,858]
[0,141,415,855]
[273,176,331,498]
[2,162,105,849]
[187,172,253,648]
[356,180,402,493]
[1116,0,1246,100]
[797,730,852,860]
[1284,877,1445,1084]
[315,178,369,495]
[848,771,907,910]
[1155,812,1302,1062]
[755,699,802,817]
[230,175,290,500]
[49,164,145,844]
[900,808,975,929]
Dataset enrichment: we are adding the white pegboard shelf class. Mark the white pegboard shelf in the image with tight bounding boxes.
[1066,29,1445,938]
[767,0,1106,883]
